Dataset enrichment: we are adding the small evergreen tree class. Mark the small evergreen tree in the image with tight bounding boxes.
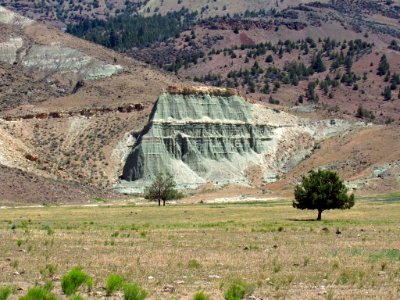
[377,54,390,76]
[293,170,355,221]
[383,86,392,101]
[344,55,353,73]
[144,174,184,206]
[311,52,326,73]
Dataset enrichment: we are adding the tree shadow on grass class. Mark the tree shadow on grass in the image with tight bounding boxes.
[287,218,318,222]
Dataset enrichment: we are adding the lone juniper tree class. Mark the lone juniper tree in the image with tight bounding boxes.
[144,174,184,206]
[293,170,355,221]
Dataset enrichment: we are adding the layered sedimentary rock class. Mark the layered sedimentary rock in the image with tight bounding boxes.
[0,6,33,27]
[0,6,122,80]
[122,90,272,187]
[118,87,356,193]
[21,44,123,80]
[0,37,24,64]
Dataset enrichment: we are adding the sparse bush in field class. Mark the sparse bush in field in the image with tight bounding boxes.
[123,283,147,300]
[10,260,18,269]
[332,261,339,270]
[106,274,124,296]
[40,224,53,235]
[188,259,201,269]
[69,295,84,300]
[224,279,254,300]
[336,270,359,285]
[61,268,93,296]
[273,258,282,273]
[43,281,53,292]
[0,286,14,300]
[269,275,294,290]
[130,224,139,231]
[40,264,57,278]
[19,287,56,300]
[193,291,210,300]
[303,256,310,267]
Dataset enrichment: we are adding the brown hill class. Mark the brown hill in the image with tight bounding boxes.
[0,6,181,202]
[0,0,145,28]
[140,0,328,16]
[267,124,400,196]
[0,4,399,205]
[0,0,328,27]
[131,1,400,124]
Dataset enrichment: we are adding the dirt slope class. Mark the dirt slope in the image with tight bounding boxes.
[0,165,115,206]
[0,7,182,204]
[268,125,400,195]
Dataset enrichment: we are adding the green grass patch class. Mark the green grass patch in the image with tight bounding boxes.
[193,291,210,300]
[188,259,201,269]
[123,283,147,300]
[369,249,400,262]
[224,279,254,300]
[0,286,14,300]
[105,274,124,296]
[61,267,93,296]
[19,287,56,300]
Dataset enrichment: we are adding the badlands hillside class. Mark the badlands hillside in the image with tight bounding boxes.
[0,6,181,204]
[0,4,399,205]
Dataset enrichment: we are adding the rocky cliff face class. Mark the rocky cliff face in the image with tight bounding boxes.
[118,87,356,193]
[0,6,122,80]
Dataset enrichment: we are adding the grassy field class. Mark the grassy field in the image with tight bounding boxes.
[1,197,400,299]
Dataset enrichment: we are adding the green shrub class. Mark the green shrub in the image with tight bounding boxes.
[193,291,210,300]
[106,274,124,296]
[224,279,254,300]
[188,259,201,269]
[61,268,93,296]
[19,287,56,300]
[0,286,13,300]
[123,283,147,300]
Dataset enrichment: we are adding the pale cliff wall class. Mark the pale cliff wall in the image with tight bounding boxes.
[0,6,122,80]
[121,93,273,189]
[117,90,356,193]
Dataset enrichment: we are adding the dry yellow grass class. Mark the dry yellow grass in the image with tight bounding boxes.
[1,197,400,299]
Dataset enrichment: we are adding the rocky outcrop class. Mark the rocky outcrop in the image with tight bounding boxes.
[121,90,271,189]
[0,6,123,80]
[117,87,356,193]
[21,44,123,80]
[0,6,33,27]
[2,103,146,121]
[0,37,24,64]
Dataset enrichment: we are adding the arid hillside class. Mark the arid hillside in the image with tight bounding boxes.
[139,0,329,16]
[0,0,146,28]
[0,6,181,204]
[130,1,400,124]
[0,0,328,27]
[0,4,399,205]
[267,124,400,196]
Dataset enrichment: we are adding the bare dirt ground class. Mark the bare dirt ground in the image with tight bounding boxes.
[0,165,118,207]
